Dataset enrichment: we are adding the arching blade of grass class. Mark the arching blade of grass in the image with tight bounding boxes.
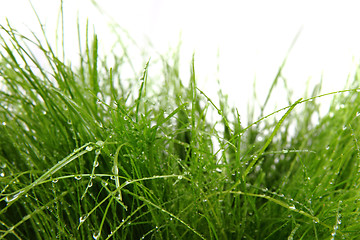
[242,98,303,179]
[0,142,96,214]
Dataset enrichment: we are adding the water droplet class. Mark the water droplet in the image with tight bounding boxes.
[79,214,88,223]
[116,193,122,201]
[102,181,108,186]
[289,205,296,210]
[52,179,58,183]
[0,172,5,177]
[282,150,289,154]
[326,145,330,150]
[92,230,100,239]
[74,175,82,180]
[96,141,104,148]
[86,146,93,151]
[96,99,102,105]
[215,168,222,173]
[5,191,24,203]
[98,121,103,128]
[94,161,99,168]
[2,122,6,126]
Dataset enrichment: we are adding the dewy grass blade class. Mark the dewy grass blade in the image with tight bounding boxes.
[0,142,94,215]
[135,59,150,123]
[242,98,303,180]
[112,143,133,201]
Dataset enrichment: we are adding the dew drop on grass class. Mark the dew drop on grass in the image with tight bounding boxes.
[96,140,104,147]
[74,175,82,180]
[96,121,103,128]
[79,214,88,223]
[102,181,108,186]
[95,149,101,155]
[52,179,58,183]
[92,230,100,240]
[86,146,93,151]
[5,191,24,203]
[116,193,122,201]
[289,205,296,210]
[1,122,6,126]
[94,161,99,168]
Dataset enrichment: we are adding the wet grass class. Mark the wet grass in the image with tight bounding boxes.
[1,10,360,240]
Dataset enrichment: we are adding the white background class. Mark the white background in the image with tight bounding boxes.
[1,0,360,121]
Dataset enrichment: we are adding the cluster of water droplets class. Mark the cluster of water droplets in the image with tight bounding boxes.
[330,200,342,240]
[0,162,7,178]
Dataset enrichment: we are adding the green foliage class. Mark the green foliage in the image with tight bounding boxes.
[1,12,360,240]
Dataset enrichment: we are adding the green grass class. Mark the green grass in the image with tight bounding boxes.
[1,9,360,240]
